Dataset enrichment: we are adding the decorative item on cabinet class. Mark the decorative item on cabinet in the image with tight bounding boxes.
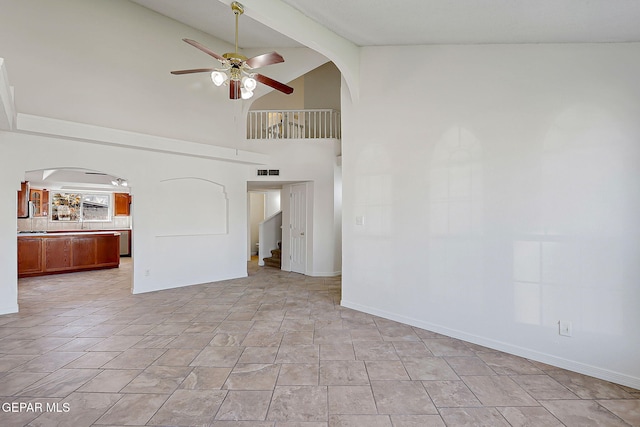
[29,189,49,217]
[114,192,131,216]
[17,181,30,218]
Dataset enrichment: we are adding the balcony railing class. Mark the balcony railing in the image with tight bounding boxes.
[247,109,341,140]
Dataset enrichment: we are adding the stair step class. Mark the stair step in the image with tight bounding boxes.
[263,257,281,268]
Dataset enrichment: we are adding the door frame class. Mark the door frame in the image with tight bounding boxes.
[281,181,313,274]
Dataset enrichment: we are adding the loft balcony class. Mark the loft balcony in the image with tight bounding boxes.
[247,109,341,140]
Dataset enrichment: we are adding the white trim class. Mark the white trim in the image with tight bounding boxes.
[309,271,341,277]
[0,58,16,130]
[341,299,640,390]
[15,114,269,165]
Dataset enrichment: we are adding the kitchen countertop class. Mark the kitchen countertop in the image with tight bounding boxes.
[18,231,121,236]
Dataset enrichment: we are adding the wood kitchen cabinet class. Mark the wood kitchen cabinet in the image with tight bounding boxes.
[17,181,29,218]
[18,232,120,278]
[29,189,49,217]
[114,192,131,216]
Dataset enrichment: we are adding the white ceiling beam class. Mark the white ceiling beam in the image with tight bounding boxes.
[0,58,16,130]
[217,0,360,101]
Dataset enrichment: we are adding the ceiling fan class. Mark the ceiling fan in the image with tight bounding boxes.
[171,1,293,100]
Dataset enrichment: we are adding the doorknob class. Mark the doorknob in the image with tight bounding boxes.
[300,232,305,236]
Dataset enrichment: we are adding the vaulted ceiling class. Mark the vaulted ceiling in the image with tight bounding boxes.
[132,0,640,48]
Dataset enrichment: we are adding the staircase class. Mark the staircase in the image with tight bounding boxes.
[262,244,282,269]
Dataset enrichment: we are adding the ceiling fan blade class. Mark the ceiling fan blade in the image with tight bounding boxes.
[182,38,226,63]
[245,52,284,69]
[230,80,241,99]
[170,68,216,75]
[255,74,294,95]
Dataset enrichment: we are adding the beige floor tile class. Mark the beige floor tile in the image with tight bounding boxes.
[17,368,101,398]
[320,360,369,385]
[329,414,391,426]
[461,375,539,406]
[238,346,278,364]
[402,357,460,381]
[180,367,232,390]
[29,391,122,427]
[371,380,438,415]
[78,369,142,392]
[148,389,226,425]
[476,351,543,375]
[8,259,638,427]
[328,385,377,414]
[365,361,410,381]
[511,374,580,399]
[12,351,84,372]
[541,400,631,426]
[64,351,120,369]
[439,407,511,426]
[497,407,565,427]
[0,397,61,426]
[153,348,201,366]
[276,345,320,364]
[0,354,38,371]
[597,399,640,426]
[190,346,245,367]
[0,372,48,395]
[121,365,192,393]
[94,393,168,425]
[423,380,482,407]
[282,331,315,345]
[320,344,355,361]
[353,342,399,361]
[278,363,319,385]
[443,356,496,376]
[547,370,634,399]
[223,363,280,390]
[390,414,446,426]
[268,385,328,422]
[241,331,284,347]
[215,390,272,420]
[101,348,166,369]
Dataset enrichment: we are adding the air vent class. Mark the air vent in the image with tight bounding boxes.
[257,169,268,176]
[268,170,279,176]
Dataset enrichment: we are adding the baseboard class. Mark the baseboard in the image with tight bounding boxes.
[341,299,640,390]
[309,271,341,277]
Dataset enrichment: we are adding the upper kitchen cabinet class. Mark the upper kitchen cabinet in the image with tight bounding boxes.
[114,193,131,216]
[30,189,49,217]
[17,181,30,218]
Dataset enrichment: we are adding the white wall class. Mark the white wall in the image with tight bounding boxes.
[341,43,640,388]
[1,123,254,312]
[0,0,327,150]
[249,192,265,256]
[250,140,341,276]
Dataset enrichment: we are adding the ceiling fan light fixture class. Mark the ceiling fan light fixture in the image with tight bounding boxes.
[171,0,294,100]
[242,76,257,91]
[241,87,254,99]
[211,71,227,86]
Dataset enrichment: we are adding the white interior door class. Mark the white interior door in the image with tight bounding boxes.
[290,183,307,274]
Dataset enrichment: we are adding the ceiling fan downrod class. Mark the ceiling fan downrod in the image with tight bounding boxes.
[231,2,244,55]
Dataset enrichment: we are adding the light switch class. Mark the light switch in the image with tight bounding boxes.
[355,216,365,226]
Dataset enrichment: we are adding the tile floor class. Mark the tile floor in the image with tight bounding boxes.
[1,258,639,426]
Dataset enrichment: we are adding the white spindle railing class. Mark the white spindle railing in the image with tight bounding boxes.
[247,109,341,140]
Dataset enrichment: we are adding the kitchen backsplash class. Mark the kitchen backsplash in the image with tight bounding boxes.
[18,215,131,232]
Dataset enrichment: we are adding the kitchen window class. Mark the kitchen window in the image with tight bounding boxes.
[51,192,111,222]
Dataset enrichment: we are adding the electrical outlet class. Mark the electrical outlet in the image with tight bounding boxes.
[559,320,572,337]
[145,269,150,277]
